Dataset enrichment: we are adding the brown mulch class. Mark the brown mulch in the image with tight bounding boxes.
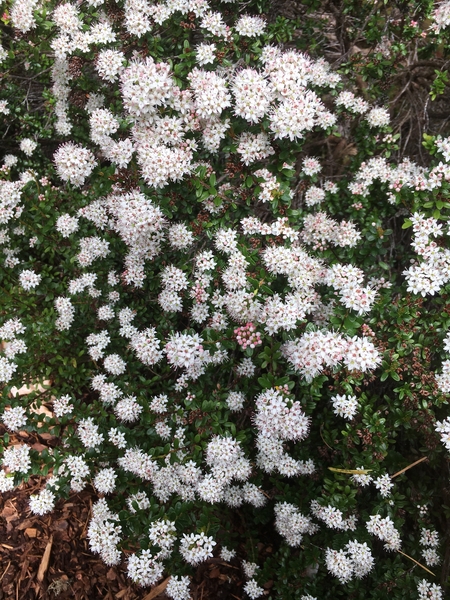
[0,479,246,600]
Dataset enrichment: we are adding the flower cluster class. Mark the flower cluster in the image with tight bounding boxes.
[420,528,440,567]
[366,515,401,551]
[282,331,381,381]
[54,142,97,187]
[179,532,216,566]
[325,541,374,583]
[274,502,318,547]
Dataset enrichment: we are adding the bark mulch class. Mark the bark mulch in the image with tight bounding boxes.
[0,478,245,600]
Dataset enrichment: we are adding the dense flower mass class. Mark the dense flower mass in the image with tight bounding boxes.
[1,1,450,598]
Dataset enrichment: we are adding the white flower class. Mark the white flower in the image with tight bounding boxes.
[2,406,27,431]
[166,575,191,600]
[104,354,127,375]
[168,223,194,249]
[325,548,353,583]
[243,579,264,599]
[351,467,373,487]
[114,396,142,422]
[56,214,79,237]
[179,532,216,566]
[54,142,97,187]
[331,394,358,419]
[94,468,117,494]
[220,546,236,561]
[19,269,41,290]
[374,474,394,497]
[420,528,440,548]
[417,579,443,600]
[226,391,245,411]
[242,560,259,579]
[422,548,440,566]
[20,138,37,156]
[3,154,18,167]
[235,15,266,37]
[53,395,73,417]
[366,107,390,128]
[88,499,122,566]
[78,417,104,449]
[196,43,216,66]
[366,514,401,551]
[29,488,56,515]
[302,157,322,176]
[0,470,16,492]
[2,444,31,473]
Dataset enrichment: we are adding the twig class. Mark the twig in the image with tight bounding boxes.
[391,456,428,479]
[397,549,435,576]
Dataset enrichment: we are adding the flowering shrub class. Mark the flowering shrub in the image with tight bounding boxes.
[1,0,450,598]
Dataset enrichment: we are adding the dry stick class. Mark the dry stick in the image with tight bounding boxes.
[0,561,11,583]
[328,467,373,474]
[391,456,428,479]
[37,535,53,583]
[143,577,170,600]
[397,549,435,577]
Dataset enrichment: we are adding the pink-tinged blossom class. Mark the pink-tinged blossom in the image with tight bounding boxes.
[302,156,322,176]
[432,1,450,31]
[200,11,230,38]
[121,56,175,118]
[254,388,310,441]
[188,68,231,118]
[237,132,274,165]
[235,15,266,37]
[232,68,273,123]
[130,328,163,366]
